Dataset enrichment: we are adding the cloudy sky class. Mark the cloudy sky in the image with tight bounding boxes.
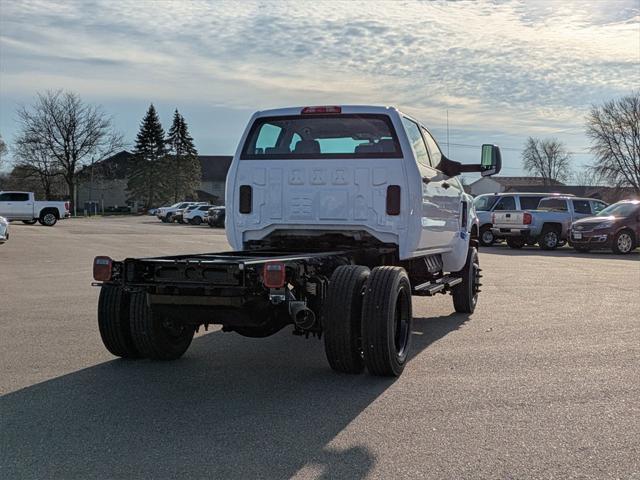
[1,0,638,177]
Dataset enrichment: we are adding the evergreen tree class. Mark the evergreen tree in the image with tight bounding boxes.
[166,109,200,202]
[127,104,168,208]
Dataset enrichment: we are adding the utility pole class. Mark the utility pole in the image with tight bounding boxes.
[446,110,450,157]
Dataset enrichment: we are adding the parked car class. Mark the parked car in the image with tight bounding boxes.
[206,206,226,228]
[473,192,565,246]
[0,191,70,226]
[0,216,8,244]
[492,196,608,250]
[173,204,204,224]
[569,199,640,254]
[184,204,214,225]
[156,202,198,223]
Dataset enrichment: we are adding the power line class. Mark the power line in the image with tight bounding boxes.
[438,141,591,155]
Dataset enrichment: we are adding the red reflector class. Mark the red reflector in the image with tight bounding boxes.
[263,262,286,288]
[93,256,113,281]
[523,212,532,225]
[301,106,341,114]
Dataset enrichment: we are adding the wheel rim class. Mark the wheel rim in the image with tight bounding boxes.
[393,287,411,358]
[162,318,186,338]
[544,232,558,248]
[471,260,480,307]
[44,213,56,225]
[618,233,632,253]
[481,230,493,244]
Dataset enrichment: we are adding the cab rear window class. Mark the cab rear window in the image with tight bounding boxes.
[241,114,402,159]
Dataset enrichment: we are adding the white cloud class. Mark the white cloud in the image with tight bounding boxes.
[0,0,638,162]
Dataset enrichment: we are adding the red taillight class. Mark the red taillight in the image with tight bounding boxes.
[263,262,286,288]
[301,106,341,114]
[93,256,113,281]
[523,212,532,225]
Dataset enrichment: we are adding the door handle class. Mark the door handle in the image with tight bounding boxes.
[442,182,451,189]
[422,177,431,184]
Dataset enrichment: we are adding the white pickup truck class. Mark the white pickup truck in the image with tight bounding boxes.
[492,195,608,249]
[0,191,70,226]
[93,105,502,378]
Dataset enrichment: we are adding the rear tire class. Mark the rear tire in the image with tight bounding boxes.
[98,285,141,359]
[506,237,525,249]
[612,229,635,255]
[452,247,480,313]
[191,216,202,225]
[539,226,560,250]
[323,265,370,374]
[361,267,412,377]
[129,291,195,360]
[39,211,58,226]
[479,225,495,247]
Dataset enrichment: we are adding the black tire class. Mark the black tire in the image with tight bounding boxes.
[361,266,412,377]
[39,210,58,226]
[323,265,370,374]
[98,285,141,359]
[191,216,202,225]
[452,247,480,314]
[506,237,525,249]
[129,290,195,360]
[161,217,169,223]
[22,219,37,225]
[166,213,173,223]
[479,225,495,247]
[208,220,215,228]
[612,229,635,255]
[539,226,560,250]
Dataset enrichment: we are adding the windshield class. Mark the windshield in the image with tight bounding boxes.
[241,114,401,159]
[597,202,639,217]
[473,195,498,211]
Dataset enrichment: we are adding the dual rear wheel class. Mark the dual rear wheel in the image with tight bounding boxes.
[323,265,412,377]
[98,286,194,360]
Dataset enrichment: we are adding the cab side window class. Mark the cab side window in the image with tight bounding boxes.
[572,199,591,214]
[422,128,442,167]
[591,201,607,214]
[493,196,516,211]
[401,118,430,167]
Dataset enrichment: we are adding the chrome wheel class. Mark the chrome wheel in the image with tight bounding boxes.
[43,213,57,226]
[617,232,633,253]
[481,230,494,245]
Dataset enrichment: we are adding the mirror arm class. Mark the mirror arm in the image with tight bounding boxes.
[436,156,482,177]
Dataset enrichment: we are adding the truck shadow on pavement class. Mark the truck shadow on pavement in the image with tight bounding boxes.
[0,313,468,479]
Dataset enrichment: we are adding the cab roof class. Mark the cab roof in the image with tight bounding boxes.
[253,105,400,118]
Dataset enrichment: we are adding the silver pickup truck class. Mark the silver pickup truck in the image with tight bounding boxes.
[492,196,608,250]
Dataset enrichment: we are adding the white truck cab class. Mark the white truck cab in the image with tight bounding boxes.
[226,105,500,272]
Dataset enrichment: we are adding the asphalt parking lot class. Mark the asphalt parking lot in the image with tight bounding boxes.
[1,216,639,479]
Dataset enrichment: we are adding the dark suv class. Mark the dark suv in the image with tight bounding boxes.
[569,200,640,254]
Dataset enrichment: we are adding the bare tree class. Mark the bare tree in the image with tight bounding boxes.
[586,92,640,193]
[521,137,572,185]
[570,165,606,186]
[13,133,62,198]
[15,90,124,210]
[0,134,7,171]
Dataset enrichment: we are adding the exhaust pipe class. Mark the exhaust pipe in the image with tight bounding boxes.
[289,301,316,330]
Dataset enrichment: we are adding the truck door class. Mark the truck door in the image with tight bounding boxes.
[421,126,459,247]
[400,118,451,249]
[0,192,11,217]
